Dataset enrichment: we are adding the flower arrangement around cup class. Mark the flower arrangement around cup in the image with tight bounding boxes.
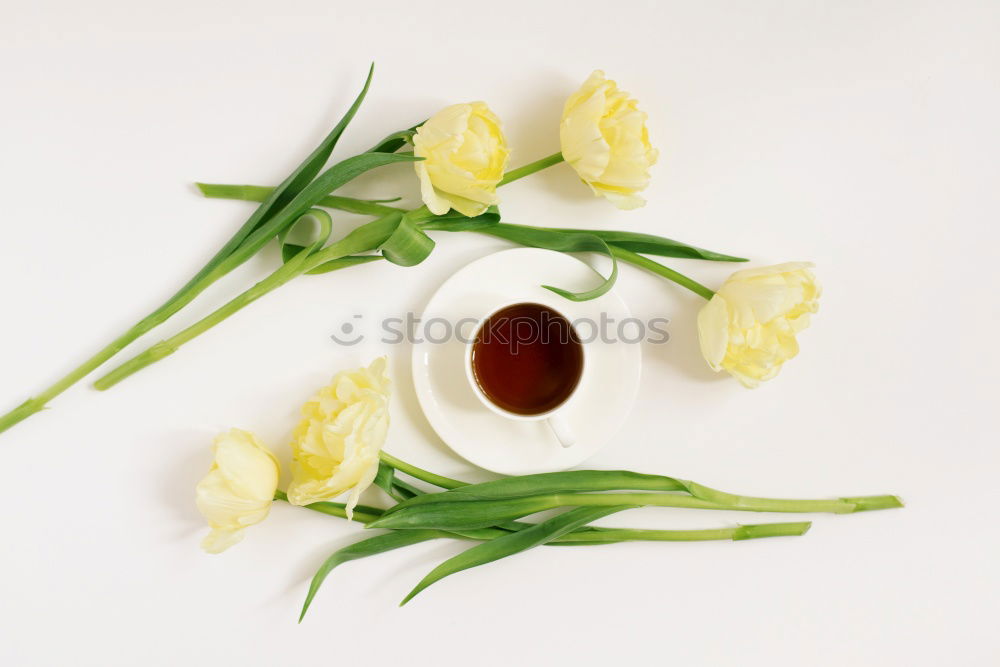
[0,65,899,617]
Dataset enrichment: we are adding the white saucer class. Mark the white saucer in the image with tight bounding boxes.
[411,248,642,475]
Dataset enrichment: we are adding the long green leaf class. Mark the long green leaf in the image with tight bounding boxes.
[424,218,745,263]
[541,228,746,262]
[300,530,449,621]
[297,518,811,618]
[367,489,902,531]
[195,182,402,217]
[277,208,333,263]
[236,63,376,242]
[421,219,618,300]
[367,495,562,530]
[399,505,635,606]
[295,472,812,618]
[303,254,383,275]
[418,205,501,231]
[477,224,619,301]
[380,470,687,516]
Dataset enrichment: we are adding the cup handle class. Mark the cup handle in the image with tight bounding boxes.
[546,412,576,448]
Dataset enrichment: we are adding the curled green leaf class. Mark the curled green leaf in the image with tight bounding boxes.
[374,462,419,503]
[381,214,435,266]
[277,208,333,263]
[225,152,421,271]
[475,223,619,301]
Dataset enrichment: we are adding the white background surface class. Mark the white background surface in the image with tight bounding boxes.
[1,2,997,665]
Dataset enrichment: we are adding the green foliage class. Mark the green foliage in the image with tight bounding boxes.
[399,505,635,606]
[300,530,450,622]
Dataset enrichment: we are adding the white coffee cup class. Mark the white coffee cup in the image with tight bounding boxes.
[464,300,585,448]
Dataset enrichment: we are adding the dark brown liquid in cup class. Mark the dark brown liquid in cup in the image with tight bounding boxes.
[471,303,583,415]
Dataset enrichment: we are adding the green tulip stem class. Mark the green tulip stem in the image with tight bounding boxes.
[273,490,386,524]
[611,246,716,300]
[498,152,565,187]
[93,212,402,391]
[368,490,903,532]
[0,123,414,434]
[93,256,313,390]
[378,452,467,490]
[0,323,151,433]
[195,183,403,216]
[274,490,811,545]
[551,521,813,543]
[554,491,902,514]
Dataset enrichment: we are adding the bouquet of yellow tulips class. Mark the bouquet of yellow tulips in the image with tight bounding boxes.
[198,359,900,617]
[1,64,819,434]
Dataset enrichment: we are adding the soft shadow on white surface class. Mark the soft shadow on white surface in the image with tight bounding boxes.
[263,530,361,606]
[642,307,728,384]
[264,523,468,614]
[355,539,467,600]
[390,345,454,460]
[157,428,215,538]
[501,68,585,205]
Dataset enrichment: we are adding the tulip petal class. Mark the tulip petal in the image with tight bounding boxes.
[696,265,820,387]
[195,429,279,554]
[287,359,390,512]
[413,102,508,218]
[560,70,657,208]
[697,295,730,371]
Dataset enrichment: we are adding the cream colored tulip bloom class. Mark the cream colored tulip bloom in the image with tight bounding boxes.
[560,70,658,210]
[413,102,509,217]
[196,429,280,554]
[697,263,820,388]
[286,358,390,518]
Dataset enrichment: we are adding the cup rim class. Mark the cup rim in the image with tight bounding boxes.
[464,299,586,421]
